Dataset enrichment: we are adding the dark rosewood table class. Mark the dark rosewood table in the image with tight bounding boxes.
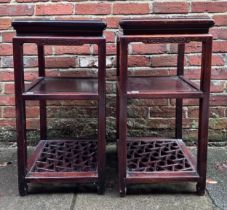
[116,17,214,196]
[12,20,106,195]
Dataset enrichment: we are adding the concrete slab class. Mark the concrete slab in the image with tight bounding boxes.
[0,147,74,210]
[206,147,227,210]
[75,192,216,210]
[74,145,218,210]
[0,193,75,210]
[0,145,226,210]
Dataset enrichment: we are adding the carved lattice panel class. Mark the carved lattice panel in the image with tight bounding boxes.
[127,140,194,172]
[32,140,97,172]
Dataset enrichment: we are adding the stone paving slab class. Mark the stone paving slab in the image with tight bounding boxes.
[206,147,227,210]
[0,147,74,210]
[75,191,217,210]
[0,193,74,210]
[0,145,226,210]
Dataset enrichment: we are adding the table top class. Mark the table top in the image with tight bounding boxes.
[119,16,215,35]
[12,20,107,37]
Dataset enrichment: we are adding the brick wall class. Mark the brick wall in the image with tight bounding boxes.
[0,1,227,145]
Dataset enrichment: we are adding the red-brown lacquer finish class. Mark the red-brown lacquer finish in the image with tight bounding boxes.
[117,17,214,196]
[12,20,106,195]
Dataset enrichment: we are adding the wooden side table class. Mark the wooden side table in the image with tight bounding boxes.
[116,17,214,196]
[12,20,106,195]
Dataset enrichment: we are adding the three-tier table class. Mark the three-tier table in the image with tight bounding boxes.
[12,20,106,195]
[116,18,214,196]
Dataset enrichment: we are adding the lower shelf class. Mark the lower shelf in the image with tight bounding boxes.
[26,139,98,183]
[126,138,199,183]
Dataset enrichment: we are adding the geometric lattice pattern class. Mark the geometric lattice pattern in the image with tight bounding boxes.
[127,140,193,172]
[32,140,97,172]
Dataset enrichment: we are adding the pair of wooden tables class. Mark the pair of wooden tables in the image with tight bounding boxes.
[12,18,214,196]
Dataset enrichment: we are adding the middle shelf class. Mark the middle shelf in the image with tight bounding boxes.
[23,77,99,100]
[117,76,203,99]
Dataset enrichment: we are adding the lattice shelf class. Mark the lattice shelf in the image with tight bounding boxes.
[26,140,99,182]
[31,140,97,173]
[125,138,199,182]
[127,140,194,172]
